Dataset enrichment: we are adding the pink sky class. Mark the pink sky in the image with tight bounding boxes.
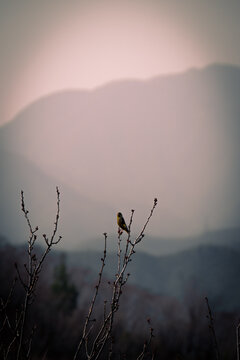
[1,0,240,125]
[1,1,240,243]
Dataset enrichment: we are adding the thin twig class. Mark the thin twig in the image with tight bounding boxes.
[117,232,122,276]
[16,187,62,360]
[136,319,154,360]
[236,321,240,360]
[73,233,107,360]
[0,278,17,334]
[135,198,158,244]
[123,209,135,265]
[86,198,158,360]
[205,297,220,360]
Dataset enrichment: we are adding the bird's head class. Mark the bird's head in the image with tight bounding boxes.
[117,212,122,217]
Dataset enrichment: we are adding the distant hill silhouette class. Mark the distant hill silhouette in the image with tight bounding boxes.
[1,63,240,243]
[79,227,240,255]
[0,149,114,247]
[67,244,240,311]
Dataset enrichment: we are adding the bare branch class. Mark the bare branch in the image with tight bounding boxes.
[205,297,220,360]
[236,321,240,360]
[135,198,158,244]
[136,318,154,360]
[75,198,158,360]
[16,187,62,360]
[73,233,108,360]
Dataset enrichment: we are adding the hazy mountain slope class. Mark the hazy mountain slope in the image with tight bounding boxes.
[79,227,240,255]
[67,245,240,311]
[1,149,240,253]
[1,64,240,239]
[0,150,114,248]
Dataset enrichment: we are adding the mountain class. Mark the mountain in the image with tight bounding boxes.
[1,63,240,242]
[1,145,240,253]
[67,244,240,311]
[79,228,240,255]
[0,149,114,248]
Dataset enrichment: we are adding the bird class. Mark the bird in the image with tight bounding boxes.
[117,212,129,233]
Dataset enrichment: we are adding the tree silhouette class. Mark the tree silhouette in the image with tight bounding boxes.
[51,254,78,315]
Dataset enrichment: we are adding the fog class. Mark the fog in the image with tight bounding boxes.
[0,65,240,248]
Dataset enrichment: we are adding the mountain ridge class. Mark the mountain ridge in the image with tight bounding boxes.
[1,62,240,134]
[1,63,240,240]
[1,61,239,126]
[66,243,240,311]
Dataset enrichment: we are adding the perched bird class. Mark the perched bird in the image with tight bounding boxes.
[117,212,129,233]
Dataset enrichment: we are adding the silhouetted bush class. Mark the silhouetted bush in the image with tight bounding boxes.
[0,190,239,359]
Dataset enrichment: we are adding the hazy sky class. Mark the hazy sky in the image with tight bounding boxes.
[1,0,240,126]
